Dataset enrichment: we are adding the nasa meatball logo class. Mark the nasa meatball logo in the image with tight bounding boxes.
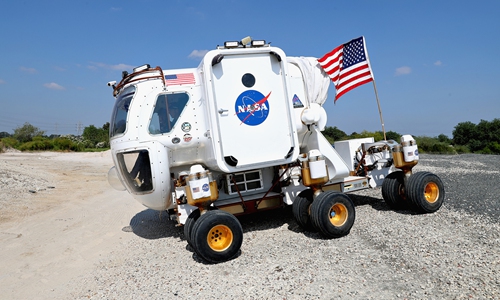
[234,90,271,126]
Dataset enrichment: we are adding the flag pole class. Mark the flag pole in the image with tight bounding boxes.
[372,80,387,140]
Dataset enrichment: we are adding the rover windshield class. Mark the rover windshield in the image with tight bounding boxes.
[110,86,135,137]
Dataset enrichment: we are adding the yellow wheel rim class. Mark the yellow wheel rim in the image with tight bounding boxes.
[424,182,439,203]
[329,203,348,227]
[207,225,233,252]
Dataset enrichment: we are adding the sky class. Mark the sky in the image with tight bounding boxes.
[1,0,499,138]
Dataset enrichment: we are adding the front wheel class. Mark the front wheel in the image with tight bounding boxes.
[310,191,355,238]
[406,171,445,213]
[184,209,200,247]
[292,189,315,231]
[191,210,243,263]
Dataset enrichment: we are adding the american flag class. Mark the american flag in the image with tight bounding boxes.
[165,73,195,86]
[318,36,374,102]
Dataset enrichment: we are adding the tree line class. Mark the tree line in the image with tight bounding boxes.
[319,118,500,155]
[0,122,110,152]
[1,118,499,154]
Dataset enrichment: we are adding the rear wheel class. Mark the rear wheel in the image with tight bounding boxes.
[292,189,315,231]
[406,171,445,213]
[381,171,408,209]
[192,210,243,263]
[310,191,355,238]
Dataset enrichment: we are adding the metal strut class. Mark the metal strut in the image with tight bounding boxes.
[230,175,247,212]
[256,165,290,209]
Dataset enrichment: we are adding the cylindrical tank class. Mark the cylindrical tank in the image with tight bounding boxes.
[401,135,419,162]
[185,164,218,207]
[301,149,329,186]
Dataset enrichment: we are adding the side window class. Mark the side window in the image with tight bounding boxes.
[149,92,189,134]
[110,86,135,137]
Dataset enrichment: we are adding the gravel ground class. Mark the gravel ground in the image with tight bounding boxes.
[417,154,500,221]
[68,154,500,299]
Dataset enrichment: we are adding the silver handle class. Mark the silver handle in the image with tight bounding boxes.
[218,108,228,114]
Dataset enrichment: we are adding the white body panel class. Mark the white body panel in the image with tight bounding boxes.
[199,47,299,172]
[334,138,374,171]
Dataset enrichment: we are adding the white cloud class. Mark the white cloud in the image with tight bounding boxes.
[110,63,135,70]
[44,82,65,90]
[88,62,134,71]
[395,66,411,76]
[434,60,443,66]
[189,50,209,59]
[20,66,37,74]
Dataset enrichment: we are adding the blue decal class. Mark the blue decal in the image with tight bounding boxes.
[292,94,304,108]
[234,90,270,126]
[202,183,210,192]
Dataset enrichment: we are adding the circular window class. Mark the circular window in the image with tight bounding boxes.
[241,73,255,88]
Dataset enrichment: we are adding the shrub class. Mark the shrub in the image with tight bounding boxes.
[479,142,500,154]
[17,137,51,151]
[52,137,72,151]
[415,136,456,154]
[453,145,470,154]
[1,137,19,148]
[52,137,84,151]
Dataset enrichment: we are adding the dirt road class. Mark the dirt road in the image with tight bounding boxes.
[0,151,144,299]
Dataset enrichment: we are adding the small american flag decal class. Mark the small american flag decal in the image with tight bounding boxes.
[165,73,195,86]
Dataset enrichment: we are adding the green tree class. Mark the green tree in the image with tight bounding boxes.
[82,124,109,148]
[453,119,500,153]
[102,122,110,132]
[437,134,451,144]
[13,122,45,143]
[349,130,385,141]
[385,130,401,141]
[323,126,347,143]
[453,121,477,146]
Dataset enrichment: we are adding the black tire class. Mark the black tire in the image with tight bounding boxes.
[406,171,445,213]
[381,171,408,209]
[184,209,200,247]
[192,210,243,263]
[310,191,355,238]
[292,189,315,231]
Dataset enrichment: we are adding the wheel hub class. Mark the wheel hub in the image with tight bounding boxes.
[329,203,348,227]
[207,224,233,252]
[424,182,439,203]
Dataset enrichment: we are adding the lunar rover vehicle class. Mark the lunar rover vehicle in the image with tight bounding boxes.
[107,37,445,263]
